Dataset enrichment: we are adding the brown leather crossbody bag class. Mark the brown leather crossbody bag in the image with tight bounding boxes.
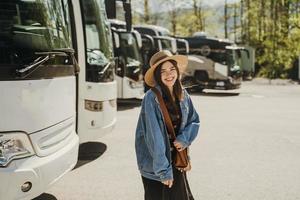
[151,88,190,170]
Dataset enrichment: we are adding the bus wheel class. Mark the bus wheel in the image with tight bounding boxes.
[194,86,204,93]
[195,70,209,82]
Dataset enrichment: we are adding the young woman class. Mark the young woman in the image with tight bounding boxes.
[135,50,200,200]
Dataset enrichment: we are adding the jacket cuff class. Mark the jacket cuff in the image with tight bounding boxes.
[175,135,190,149]
[158,167,173,182]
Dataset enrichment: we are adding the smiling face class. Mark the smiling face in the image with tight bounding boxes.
[160,60,178,89]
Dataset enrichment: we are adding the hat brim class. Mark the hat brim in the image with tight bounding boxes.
[144,55,188,87]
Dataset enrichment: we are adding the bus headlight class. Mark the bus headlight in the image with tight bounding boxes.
[0,133,34,167]
[129,80,143,88]
[230,65,240,72]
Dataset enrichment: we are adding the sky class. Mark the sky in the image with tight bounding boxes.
[201,0,239,6]
[129,0,241,38]
[131,0,240,14]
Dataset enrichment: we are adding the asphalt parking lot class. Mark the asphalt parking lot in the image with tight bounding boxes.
[37,81,300,200]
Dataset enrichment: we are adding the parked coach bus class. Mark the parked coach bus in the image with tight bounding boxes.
[0,0,116,199]
[177,33,244,91]
[109,19,144,99]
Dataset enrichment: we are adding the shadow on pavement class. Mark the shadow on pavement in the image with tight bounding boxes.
[117,98,142,111]
[32,193,57,200]
[73,142,107,169]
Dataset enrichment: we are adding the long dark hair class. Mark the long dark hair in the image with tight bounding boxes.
[154,59,184,104]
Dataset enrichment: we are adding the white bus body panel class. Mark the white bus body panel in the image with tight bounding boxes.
[0,77,76,133]
[214,62,229,78]
[116,75,144,99]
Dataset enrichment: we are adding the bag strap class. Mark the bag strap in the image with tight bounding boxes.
[151,87,177,140]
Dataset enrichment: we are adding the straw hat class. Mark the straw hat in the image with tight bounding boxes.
[144,50,188,87]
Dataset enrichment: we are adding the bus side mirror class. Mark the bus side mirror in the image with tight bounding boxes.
[171,39,177,54]
[113,32,120,48]
[133,31,142,49]
[69,51,80,74]
[245,49,250,58]
[114,57,119,68]
[184,40,189,54]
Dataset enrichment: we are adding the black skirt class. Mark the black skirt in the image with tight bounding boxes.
[141,167,194,200]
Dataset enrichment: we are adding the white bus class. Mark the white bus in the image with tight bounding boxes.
[76,0,117,142]
[0,0,116,199]
[109,20,144,99]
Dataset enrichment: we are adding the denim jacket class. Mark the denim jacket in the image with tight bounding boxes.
[135,86,200,182]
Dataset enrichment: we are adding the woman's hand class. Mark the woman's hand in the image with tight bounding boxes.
[162,179,174,188]
[173,140,185,152]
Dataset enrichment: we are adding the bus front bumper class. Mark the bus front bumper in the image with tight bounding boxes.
[0,133,79,200]
[196,77,242,90]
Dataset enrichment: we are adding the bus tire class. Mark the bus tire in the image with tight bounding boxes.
[194,70,209,82]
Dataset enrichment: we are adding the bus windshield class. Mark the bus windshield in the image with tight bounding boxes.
[154,38,175,54]
[82,0,114,83]
[0,0,72,80]
[119,32,142,81]
[205,49,236,68]
[161,39,172,51]
[226,50,235,68]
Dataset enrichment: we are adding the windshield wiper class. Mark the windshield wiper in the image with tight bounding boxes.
[16,55,50,74]
[16,48,76,78]
[133,68,140,74]
[98,62,112,76]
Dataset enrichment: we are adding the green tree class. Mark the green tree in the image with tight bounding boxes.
[239,0,300,79]
[144,0,150,23]
[192,0,205,31]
